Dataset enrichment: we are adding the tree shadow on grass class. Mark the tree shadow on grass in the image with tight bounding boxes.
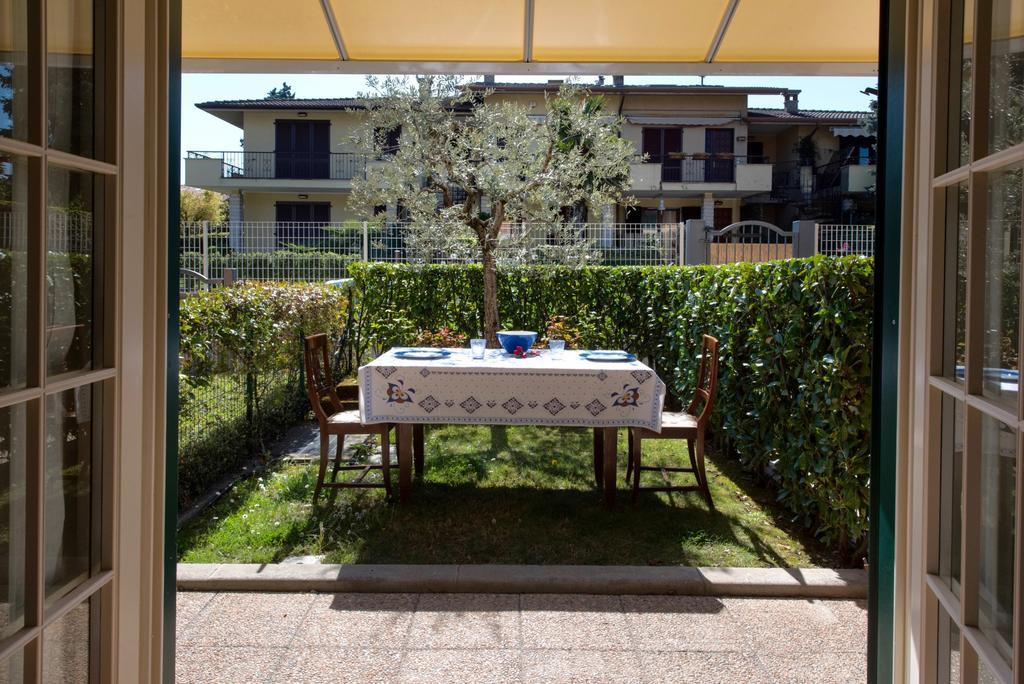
[178,424,840,567]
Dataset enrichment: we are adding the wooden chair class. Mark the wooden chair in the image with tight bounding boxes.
[304,333,396,503]
[626,334,719,510]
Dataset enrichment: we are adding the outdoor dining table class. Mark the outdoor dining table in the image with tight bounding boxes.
[358,347,666,506]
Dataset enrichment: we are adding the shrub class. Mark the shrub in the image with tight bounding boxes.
[177,281,347,507]
[347,258,873,558]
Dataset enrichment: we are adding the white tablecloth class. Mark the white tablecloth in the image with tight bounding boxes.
[359,348,665,431]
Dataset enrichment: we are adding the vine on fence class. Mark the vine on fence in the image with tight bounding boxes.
[177,282,347,507]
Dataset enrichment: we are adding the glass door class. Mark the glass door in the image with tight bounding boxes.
[0,0,118,680]
[926,0,1024,680]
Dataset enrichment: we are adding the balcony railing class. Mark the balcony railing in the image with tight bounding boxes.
[187,151,366,181]
[633,154,768,184]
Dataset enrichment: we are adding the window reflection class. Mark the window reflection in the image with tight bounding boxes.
[47,0,100,158]
[989,0,1024,153]
[938,396,963,595]
[0,154,28,390]
[41,599,91,683]
[47,167,98,376]
[950,0,973,167]
[978,414,1016,667]
[982,167,1021,408]
[44,386,98,603]
[0,0,29,142]
[943,182,968,381]
[0,404,26,642]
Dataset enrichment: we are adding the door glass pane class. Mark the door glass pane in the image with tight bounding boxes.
[981,167,1021,408]
[0,649,23,684]
[44,385,98,604]
[47,0,100,159]
[948,0,974,168]
[978,659,1002,684]
[978,413,1016,667]
[42,599,91,683]
[0,154,28,391]
[939,395,964,595]
[0,0,29,142]
[989,0,1024,153]
[944,182,969,381]
[0,404,26,642]
[47,167,99,377]
[937,607,961,684]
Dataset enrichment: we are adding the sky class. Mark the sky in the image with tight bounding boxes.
[180,73,878,175]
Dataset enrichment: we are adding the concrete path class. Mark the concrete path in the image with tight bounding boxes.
[176,591,867,683]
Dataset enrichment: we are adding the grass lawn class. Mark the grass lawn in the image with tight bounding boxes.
[177,425,839,567]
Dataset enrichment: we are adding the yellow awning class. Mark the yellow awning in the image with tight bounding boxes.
[181,0,881,74]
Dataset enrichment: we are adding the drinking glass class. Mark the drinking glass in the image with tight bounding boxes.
[549,338,565,358]
[470,338,486,359]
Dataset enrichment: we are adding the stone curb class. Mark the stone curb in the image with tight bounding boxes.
[177,564,866,599]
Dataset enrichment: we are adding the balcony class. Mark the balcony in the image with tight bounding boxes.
[815,160,877,199]
[629,155,773,194]
[185,151,366,191]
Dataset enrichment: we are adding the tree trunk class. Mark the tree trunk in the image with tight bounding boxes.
[482,243,500,346]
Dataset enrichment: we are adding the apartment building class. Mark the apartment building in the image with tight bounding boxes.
[183,79,875,242]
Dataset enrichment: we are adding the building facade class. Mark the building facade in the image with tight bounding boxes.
[183,80,876,242]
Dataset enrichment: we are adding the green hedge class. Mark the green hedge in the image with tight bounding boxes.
[347,258,873,556]
[177,281,348,508]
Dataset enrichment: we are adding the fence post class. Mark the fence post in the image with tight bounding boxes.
[684,219,707,265]
[362,221,369,261]
[201,220,210,281]
[677,222,685,266]
[792,220,817,258]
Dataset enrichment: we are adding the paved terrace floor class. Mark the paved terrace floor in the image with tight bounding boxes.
[176,591,867,683]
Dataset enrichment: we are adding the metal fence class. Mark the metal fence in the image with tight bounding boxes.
[816,224,876,257]
[178,219,876,294]
[179,221,682,293]
[0,212,94,253]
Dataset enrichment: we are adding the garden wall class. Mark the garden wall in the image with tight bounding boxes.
[348,258,873,556]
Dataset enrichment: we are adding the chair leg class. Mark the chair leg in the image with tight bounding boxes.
[413,424,425,478]
[330,434,345,484]
[631,433,642,503]
[380,428,392,498]
[592,428,604,488]
[313,430,329,505]
[624,430,630,483]
[694,435,715,511]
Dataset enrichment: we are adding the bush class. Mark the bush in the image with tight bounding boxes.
[347,258,873,557]
[177,281,347,507]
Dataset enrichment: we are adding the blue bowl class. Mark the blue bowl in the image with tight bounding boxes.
[497,330,537,355]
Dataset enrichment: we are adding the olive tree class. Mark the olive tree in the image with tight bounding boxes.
[349,75,635,345]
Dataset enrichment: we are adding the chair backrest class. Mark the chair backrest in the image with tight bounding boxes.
[686,334,720,428]
[304,333,342,425]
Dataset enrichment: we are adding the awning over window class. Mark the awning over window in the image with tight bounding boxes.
[180,0,882,74]
[831,125,873,138]
[626,116,740,127]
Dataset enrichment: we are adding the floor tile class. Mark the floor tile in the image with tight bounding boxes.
[185,592,315,647]
[274,647,403,683]
[622,595,744,652]
[522,649,639,684]
[295,593,416,648]
[176,592,217,638]
[407,594,520,650]
[520,595,632,651]
[398,649,520,684]
[758,652,867,683]
[722,598,867,655]
[640,651,769,684]
[175,646,287,684]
